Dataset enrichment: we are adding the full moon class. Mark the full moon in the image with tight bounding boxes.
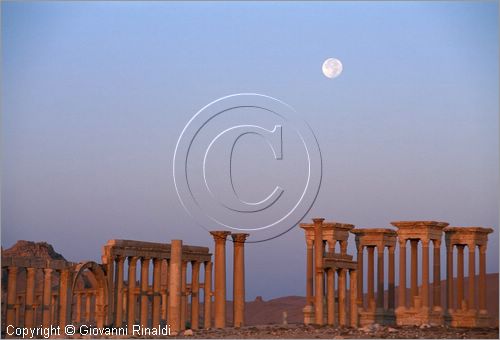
[322,58,343,78]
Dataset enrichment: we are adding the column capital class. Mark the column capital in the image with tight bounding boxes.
[210,230,231,243]
[327,239,336,250]
[58,267,69,274]
[356,243,363,253]
[43,268,53,275]
[115,255,125,263]
[398,238,407,248]
[153,257,162,265]
[128,256,138,265]
[479,244,487,254]
[340,240,348,254]
[388,245,395,254]
[410,238,419,245]
[141,256,150,262]
[231,233,249,244]
[433,238,442,248]
[467,242,476,252]
[421,239,430,248]
[312,217,325,225]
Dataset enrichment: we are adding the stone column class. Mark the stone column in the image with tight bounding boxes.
[115,256,125,327]
[161,260,168,321]
[356,244,364,309]
[376,246,384,310]
[42,268,52,328]
[122,291,127,322]
[433,239,441,311]
[96,289,105,328]
[168,240,182,332]
[6,266,18,327]
[306,239,314,306]
[367,246,375,310]
[51,294,57,325]
[152,258,162,328]
[85,293,91,321]
[105,257,115,326]
[313,218,325,325]
[191,261,200,330]
[456,245,464,309]
[338,268,346,326]
[468,244,475,310]
[350,270,358,327]
[59,268,71,327]
[388,246,395,311]
[478,245,487,313]
[211,230,231,328]
[24,268,36,329]
[232,233,249,328]
[446,243,454,312]
[421,239,429,309]
[327,240,336,254]
[327,268,335,325]
[204,261,213,329]
[340,240,348,255]
[127,256,138,332]
[410,239,419,307]
[140,257,150,327]
[398,238,407,309]
[75,293,82,323]
[180,261,187,330]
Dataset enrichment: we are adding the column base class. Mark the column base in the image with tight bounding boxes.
[395,306,444,326]
[358,308,395,326]
[448,309,490,328]
[302,305,315,325]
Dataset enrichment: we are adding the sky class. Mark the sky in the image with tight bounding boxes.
[2,1,498,300]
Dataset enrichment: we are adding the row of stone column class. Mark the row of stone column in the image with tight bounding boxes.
[73,291,97,324]
[323,267,358,327]
[444,227,491,327]
[111,247,212,333]
[5,267,72,330]
[397,238,443,311]
[303,219,493,328]
[358,245,396,311]
[210,231,249,329]
[2,291,64,329]
[352,222,492,327]
[303,218,358,327]
[446,243,487,312]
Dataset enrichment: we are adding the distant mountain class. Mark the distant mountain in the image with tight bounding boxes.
[2,240,66,261]
[1,240,95,292]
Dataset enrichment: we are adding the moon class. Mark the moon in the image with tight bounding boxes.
[322,58,343,78]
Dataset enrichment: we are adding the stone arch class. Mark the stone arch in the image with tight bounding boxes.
[71,261,108,328]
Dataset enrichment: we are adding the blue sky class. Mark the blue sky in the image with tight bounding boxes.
[2,2,498,299]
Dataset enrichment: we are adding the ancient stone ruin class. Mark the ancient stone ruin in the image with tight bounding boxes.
[1,231,249,334]
[1,220,494,335]
[300,219,493,328]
